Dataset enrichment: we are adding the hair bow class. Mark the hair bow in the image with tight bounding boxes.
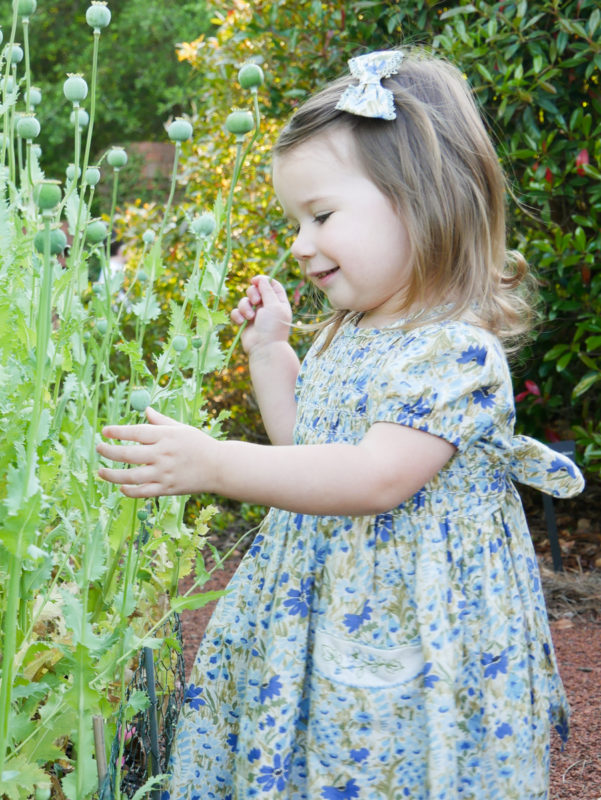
[335,50,404,121]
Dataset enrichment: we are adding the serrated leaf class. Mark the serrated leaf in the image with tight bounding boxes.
[131,293,161,323]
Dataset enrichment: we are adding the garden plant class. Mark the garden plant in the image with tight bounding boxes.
[0,1,268,797]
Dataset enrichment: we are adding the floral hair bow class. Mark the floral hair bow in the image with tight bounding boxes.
[335,50,404,121]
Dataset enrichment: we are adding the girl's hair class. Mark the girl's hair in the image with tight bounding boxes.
[274,48,536,350]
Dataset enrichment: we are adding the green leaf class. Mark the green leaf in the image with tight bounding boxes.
[572,372,601,398]
[170,589,228,612]
[131,293,162,323]
[0,755,47,800]
[440,4,476,19]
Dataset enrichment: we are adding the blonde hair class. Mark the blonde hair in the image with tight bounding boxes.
[274,48,536,351]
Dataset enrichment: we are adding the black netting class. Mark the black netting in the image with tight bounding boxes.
[99,613,185,799]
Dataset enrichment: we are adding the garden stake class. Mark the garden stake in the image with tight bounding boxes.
[93,715,108,785]
[143,646,161,799]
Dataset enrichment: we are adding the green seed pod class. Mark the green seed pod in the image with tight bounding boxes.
[86,219,108,244]
[63,74,88,104]
[167,118,193,142]
[107,146,127,168]
[31,144,42,158]
[238,63,264,91]
[130,388,151,412]
[142,229,155,245]
[28,86,42,106]
[86,1,111,29]
[66,163,81,181]
[34,180,61,211]
[137,269,149,282]
[70,108,89,128]
[96,318,108,335]
[137,509,148,521]
[190,212,216,238]
[33,786,51,800]
[9,44,24,64]
[34,227,68,255]
[0,30,3,47]
[17,0,37,15]
[5,76,16,93]
[84,165,101,185]
[191,336,203,349]
[225,109,254,137]
[16,114,40,139]
[172,335,188,352]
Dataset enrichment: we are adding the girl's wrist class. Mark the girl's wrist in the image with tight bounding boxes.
[248,338,294,364]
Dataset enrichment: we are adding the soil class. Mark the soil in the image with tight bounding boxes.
[179,476,601,799]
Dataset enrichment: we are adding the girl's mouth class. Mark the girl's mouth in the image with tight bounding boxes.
[313,267,339,282]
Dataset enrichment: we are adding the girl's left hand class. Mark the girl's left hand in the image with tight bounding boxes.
[97,407,218,498]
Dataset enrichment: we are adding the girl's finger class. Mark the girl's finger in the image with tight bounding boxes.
[230,308,244,325]
[100,423,160,443]
[146,406,182,426]
[96,442,154,464]
[97,464,155,485]
[121,482,163,499]
[246,284,261,306]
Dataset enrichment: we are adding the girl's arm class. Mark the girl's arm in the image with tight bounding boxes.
[97,408,456,515]
[230,275,299,445]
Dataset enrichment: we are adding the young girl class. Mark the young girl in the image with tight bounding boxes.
[98,49,584,799]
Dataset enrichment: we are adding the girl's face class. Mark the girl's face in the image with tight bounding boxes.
[273,128,412,328]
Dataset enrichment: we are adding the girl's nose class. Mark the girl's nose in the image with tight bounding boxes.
[291,225,316,263]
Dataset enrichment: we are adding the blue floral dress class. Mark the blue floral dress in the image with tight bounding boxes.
[165,318,584,800]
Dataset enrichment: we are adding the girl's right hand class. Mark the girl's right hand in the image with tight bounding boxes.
[230,275,292,355]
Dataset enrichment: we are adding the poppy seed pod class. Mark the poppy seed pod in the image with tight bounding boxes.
[70,108,89,129]
[167,118,193,142]
[172,335,188,352]
[86,1,111,29]
[84,166,101,186]
[34,180,61,211]
[16,114,40,139]
[63,74,88,104]
[28,86,42,106]
[238,63,264,91]
[107,146,128,168]
[225,109,254,136]
[86,219,108,244]
[17,0,37,17]
[130,388,151,412]
[9,44,24,64]
[190,212,216,238]
[34,227,67,256]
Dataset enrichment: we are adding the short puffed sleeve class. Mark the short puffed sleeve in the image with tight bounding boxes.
[368,322,514,450]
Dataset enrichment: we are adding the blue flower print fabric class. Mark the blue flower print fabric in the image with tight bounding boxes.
[165,318,583,800]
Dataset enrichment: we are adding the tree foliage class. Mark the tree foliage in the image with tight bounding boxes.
[0,0,213,176]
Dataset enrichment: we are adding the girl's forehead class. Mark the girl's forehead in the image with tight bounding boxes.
[274,128,357,173]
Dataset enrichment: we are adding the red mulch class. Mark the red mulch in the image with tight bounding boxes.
[179,476,601,799]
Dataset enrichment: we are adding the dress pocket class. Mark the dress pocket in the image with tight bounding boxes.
[313,627,424,688]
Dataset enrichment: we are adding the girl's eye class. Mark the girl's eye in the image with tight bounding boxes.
[314,212,332,225]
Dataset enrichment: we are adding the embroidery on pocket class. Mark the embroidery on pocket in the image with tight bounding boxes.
[313,628,424,688]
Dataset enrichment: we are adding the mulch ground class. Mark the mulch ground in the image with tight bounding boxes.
[179,476,601,799]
